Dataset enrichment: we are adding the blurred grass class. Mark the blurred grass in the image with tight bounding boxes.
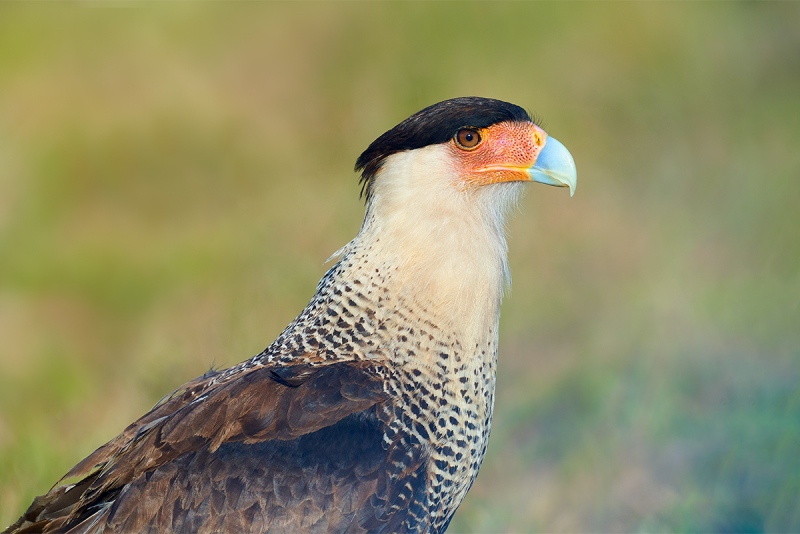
[1,3,799,532]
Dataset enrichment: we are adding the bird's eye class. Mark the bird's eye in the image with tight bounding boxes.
[455,128,482,150]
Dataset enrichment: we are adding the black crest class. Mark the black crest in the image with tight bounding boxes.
[355,97,532,200]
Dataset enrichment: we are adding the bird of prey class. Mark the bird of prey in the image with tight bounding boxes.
[6,97,576,534]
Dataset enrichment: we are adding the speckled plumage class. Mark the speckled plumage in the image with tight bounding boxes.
[7,97,576,534]
[260,215,505,529]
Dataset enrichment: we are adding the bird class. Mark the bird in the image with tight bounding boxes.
[6,96,576,534]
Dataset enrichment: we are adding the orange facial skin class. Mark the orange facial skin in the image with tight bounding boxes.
[448,121,547,188]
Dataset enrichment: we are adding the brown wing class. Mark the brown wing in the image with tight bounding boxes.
[6,360,431,534]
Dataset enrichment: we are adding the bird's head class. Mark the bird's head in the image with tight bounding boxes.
[347,97,577,305]
[335,97,576,326]
[355,97,576,209]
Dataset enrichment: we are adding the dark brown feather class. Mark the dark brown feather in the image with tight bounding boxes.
[5,360,438,533]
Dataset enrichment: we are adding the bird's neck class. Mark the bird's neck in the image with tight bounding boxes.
[267,175,523,369]
[344,208,507,352]
[349,171,520,343]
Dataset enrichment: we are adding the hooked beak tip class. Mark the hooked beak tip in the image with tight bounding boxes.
[527,135,577,196]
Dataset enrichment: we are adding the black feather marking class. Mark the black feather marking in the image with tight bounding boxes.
[355,97,532,201]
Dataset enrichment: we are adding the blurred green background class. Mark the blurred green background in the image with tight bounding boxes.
[1,3,798,532]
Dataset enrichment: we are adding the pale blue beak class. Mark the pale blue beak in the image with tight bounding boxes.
[527,136,577,196]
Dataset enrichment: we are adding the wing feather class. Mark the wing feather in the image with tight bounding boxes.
[7,360,401,533]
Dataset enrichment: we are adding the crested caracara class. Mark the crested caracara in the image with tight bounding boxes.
[6,96,576,534]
